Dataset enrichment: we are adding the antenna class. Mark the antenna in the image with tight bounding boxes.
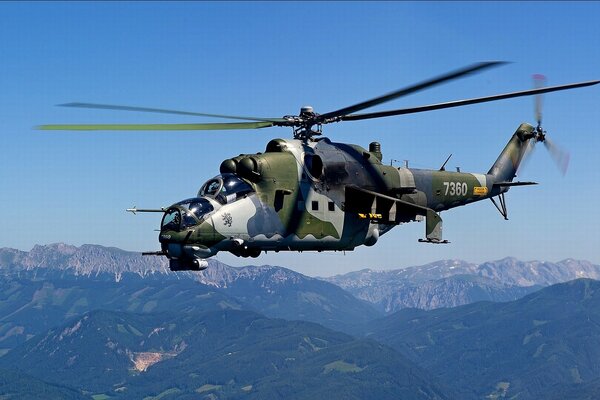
[439,153,452,171]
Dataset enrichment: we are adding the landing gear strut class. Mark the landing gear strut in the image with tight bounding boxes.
[490,193,509,220]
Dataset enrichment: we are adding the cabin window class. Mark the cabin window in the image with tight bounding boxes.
[328,201,335,212]
[312,201,319,211]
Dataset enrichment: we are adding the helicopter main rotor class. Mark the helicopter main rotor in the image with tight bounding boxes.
[40,62,599,142]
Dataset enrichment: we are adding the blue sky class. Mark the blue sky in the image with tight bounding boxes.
[1,2,599,276]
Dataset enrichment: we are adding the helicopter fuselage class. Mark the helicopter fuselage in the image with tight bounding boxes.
[158,124,533,271]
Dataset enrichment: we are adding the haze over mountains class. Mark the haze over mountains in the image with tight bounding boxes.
[2,243,600,399]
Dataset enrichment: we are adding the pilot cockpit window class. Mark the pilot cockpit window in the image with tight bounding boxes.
[222,173,253,197]
[187,198,214,220]
[205,180,221,196]
[198,173,254,204]
[199,178,222,197]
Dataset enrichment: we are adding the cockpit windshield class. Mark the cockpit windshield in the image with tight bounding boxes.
[198,173,254,204]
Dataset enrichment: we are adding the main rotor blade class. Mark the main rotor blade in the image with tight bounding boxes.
[342,80,600,122]
[60,102,287,123]
[38,121,274,131]
[318,61,506,122]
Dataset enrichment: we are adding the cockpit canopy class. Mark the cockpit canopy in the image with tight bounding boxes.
[161,174,253,232]
[198,173,254,204]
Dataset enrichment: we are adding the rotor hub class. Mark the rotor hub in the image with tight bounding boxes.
[300,105,314,115]
[535,125,546,142]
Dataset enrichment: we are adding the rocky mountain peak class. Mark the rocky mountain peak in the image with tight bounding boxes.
[197,262,307,289]
[0,243,171,279]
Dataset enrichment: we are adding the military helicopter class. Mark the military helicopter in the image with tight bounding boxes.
[41,62,598,271]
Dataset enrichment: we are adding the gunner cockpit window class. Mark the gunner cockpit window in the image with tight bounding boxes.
[175,198,215,223]
[161,209,181,231]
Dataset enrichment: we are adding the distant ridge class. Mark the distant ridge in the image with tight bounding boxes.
[3,243,599,318]
[0,243,172,278]
[324,257,600,312]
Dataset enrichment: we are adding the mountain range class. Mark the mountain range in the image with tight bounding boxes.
[325,258,600,312]
[5,244,600,317]
[0,244,378,352]
[2,243,600,399]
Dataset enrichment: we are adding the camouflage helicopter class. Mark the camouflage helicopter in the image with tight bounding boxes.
[41,62,598,271]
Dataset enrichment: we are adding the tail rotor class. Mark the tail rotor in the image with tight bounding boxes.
[530,74,570,175]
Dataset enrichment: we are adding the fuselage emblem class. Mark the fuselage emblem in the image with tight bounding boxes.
[222,212,233,227]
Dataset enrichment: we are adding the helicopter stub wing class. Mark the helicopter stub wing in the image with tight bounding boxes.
[345,186,446,243]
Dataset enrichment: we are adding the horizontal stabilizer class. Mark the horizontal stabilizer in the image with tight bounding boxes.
[493,181,538,187]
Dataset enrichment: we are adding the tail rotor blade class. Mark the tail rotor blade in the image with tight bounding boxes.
[544,137,570,175]
[533,74,546,127]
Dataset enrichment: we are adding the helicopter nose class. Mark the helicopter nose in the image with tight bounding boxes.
[160,230,216,258]
[160,222,218,262]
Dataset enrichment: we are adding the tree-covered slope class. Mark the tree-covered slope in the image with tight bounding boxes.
[2,309,452,400]
[366,279,600,399]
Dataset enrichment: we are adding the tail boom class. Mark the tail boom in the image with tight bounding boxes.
[488,123,536,183]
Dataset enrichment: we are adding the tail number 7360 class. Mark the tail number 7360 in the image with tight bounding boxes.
[443,181,468,196]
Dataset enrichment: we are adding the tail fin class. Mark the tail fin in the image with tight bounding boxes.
[488,123,535,182]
